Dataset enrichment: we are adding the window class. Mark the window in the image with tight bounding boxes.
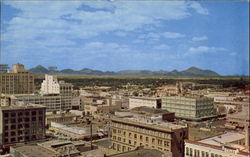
[158,139,162,145]
[134,141,137,146]
[11,125,16,130]
[4,113,9,117]
[201,151,205,157]
[140,135,143,140]
[11,138,16,142]
[152,138,155,144]
[186,147,189,155]
[146,137,149,142]
[122,146,126,152]
[164,141,169,147]
[118,137,121,141]
[134,134,137,139]
[129,133,132,137]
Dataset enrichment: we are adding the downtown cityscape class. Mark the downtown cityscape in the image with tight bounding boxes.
[0,1,249,157]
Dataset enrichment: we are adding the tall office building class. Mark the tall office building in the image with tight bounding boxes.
[0,104,46,148]
[0,64,8,73]
[40,74,73,111]
[161,96,216,121]
[0,63,34,95]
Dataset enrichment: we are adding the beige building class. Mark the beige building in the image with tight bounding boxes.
[41,75,73,111]
[0,63,34,95]
[161,96,216,121]
[85,103,122,115]
[46,111,80,127]
[226,106,250,128]
[185,132,250,157]
[11,94,62,112]
[129,97,161,109]
[111,117,188,157]
[0,104,46,148]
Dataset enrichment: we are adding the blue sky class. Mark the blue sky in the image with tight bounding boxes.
[1,1,249,75]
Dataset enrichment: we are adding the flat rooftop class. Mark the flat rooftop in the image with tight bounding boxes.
[112,117,187,132]
[108,148,164,157]
[200,132,245,146]
[129,97,161,100]
[11,144,56,157]
[0,104,46,111]
[130,106,171,114]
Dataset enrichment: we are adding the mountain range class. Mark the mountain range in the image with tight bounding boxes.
[29,65,220,77]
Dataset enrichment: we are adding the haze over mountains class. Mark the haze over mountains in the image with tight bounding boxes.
[29,65,220,77]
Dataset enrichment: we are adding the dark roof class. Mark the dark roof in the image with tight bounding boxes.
[108,148,164,157]
[131,106,170,114]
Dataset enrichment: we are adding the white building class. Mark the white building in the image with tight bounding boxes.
[41,75,60,94]
[41,75,73,95]
[185,132,249,157]
[129,97,161,109]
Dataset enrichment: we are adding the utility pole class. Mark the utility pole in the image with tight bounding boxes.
[87,118,93,150]
[90,121,93,150]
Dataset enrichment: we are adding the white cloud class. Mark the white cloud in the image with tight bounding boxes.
[189,2,209,15]
[138,32,161,41]
[163,32,185,39]
[187,46,227,55]
[192,36,208,42]
[115,31,127,37]
[3,1,209,42]
[133,39,144,44]
[153,44,170,50]
[2,1,209,64]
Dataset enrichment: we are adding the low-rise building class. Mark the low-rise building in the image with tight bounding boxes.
[46,111,80,127]
[185,132,250,157]
[85,103,122,115]
[129,97,161,109]
[161,96,216,121]
[115,106,175,122]
[107,147,164,157]
[111,117,188,157]
[10,140,91,157]
[226,106,250,128]
[11,94,64,112]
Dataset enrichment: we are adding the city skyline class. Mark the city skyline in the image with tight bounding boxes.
[1,1,249,75]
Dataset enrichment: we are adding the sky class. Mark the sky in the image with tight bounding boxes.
[1,0,249,75]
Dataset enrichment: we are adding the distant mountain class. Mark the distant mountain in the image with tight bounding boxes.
[181,67,219,77]
[29,66,220,77]
[29,65,49,74]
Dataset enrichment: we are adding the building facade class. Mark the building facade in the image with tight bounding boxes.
[11,94,62,112]
[0,105,46,148]
[129,97,161,109]
[111,118,188,157]
[41,75,73,111]
[161,96,215,121]
[0,64,34,95]
[185,140,250,157]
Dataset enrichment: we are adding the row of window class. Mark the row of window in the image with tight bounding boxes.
[4,117,44,124]
[4,111,44,117]
[186,147,223,157]
[4,135,39,144]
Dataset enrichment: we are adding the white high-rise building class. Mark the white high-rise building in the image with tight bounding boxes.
[40,74,73,111]
[41,75,60,94]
